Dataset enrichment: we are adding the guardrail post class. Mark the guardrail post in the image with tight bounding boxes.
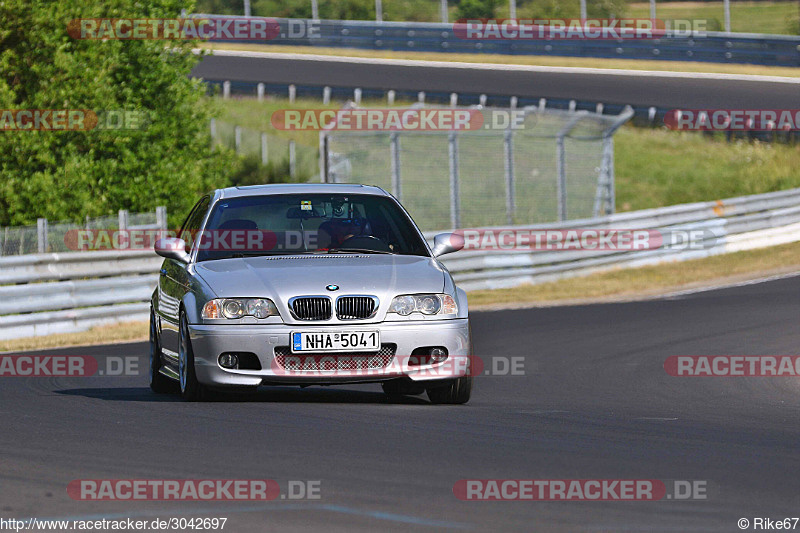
[37,218,48,254]
[479,94,487,106]
[323,86,331,104]
[261,133,269,165]
[319,132,328,182]
[509,0,516,19]
[375,0,383,22]
[418,91,426,105]
[156,206,168,231]
[118,210,128,231]
[257,82,265,101]
[311,0,319,20]
[289,84,296,103]
[450,93,458,107]
[440,0,448,23]
[234,126,242,154]
[390,132,401,200]
[510,96,518,109]
[387,90,395,106]
[244,0,251,17]
[223,80,230,99]
[504,128,515,225]
[354,88,362,105]
[448,132,460,228]
[539,98,546,111]
[289,140,297,178]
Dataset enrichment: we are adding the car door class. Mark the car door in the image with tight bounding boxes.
[157,196,210,355]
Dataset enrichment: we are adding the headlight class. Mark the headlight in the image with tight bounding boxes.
[388,294,457,317]
[202,298,278,320]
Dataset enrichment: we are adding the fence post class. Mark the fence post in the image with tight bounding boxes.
[319,133,328,182]
[375,0,383,22]
[509,0,516,19]
[209,118,216,149]
[390,132,401,200]
[448,132,460,229]
[418,91,425,105]
[289,140,297,178]
[450,92,458,107]
[156,206,168,231]
[387,90,395,106]
[354,88,362,105]
[440,0,448,23]
[244,0,251,16]
[503,128,515,225]
[555,134,567,222]
[311,0,319,20]
[118,210,129,231]
[37,218,48,254]
[223,80,230,99]
[261,133,269,165]
[257,83,265,101]
[234,126,242,154]
[289,84,296,103]
[323,86,331,105]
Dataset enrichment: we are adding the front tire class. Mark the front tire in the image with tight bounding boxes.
[149,309,173,394]
[179,311,207,401]
[426,375,472,404]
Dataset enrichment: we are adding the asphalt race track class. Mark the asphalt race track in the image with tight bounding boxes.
[191,52,800,109]
[3,275,800,531]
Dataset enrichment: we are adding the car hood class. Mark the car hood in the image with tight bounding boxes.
[195,254,446,312]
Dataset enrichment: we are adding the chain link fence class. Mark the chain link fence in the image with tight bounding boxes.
[0,208,166,256]
[321,106,632,232]
[211,119,319,180]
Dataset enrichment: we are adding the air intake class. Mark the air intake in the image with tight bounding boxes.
[336,296,378,320]
[291,297,332,320]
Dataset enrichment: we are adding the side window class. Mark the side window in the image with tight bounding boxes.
[179,197,210,251]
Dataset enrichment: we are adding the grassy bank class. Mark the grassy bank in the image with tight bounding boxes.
[629,1,799,35]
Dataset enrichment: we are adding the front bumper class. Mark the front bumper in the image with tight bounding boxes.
[188,318,471,387]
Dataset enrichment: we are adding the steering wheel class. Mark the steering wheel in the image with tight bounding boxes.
[337,235,391,252]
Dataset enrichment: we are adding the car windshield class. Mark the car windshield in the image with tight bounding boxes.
[196,193,430,262]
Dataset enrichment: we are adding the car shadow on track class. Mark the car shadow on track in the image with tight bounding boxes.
[54,386,431,405]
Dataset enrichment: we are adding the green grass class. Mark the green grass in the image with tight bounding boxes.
[217,97,800,221]
[614,127,800,211]
[628,1,799,35]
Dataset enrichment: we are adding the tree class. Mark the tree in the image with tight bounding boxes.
[0,0,235,225]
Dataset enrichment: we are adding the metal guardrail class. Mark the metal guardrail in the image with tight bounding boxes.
[429,188,800,290]
[198,16,800,67]
[2,188,800,341]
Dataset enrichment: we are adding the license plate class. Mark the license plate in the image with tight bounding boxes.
[291,331,380,353]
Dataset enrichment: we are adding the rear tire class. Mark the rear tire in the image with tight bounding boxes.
[179,311,208,402]
[149,309,173,394]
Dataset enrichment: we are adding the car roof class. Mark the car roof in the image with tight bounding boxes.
[216,183,391,199]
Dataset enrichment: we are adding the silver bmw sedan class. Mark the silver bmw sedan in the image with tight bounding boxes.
[150,184,472,404]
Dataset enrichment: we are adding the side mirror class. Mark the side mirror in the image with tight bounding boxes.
[431,233,464,258]
[155,237,190,264]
